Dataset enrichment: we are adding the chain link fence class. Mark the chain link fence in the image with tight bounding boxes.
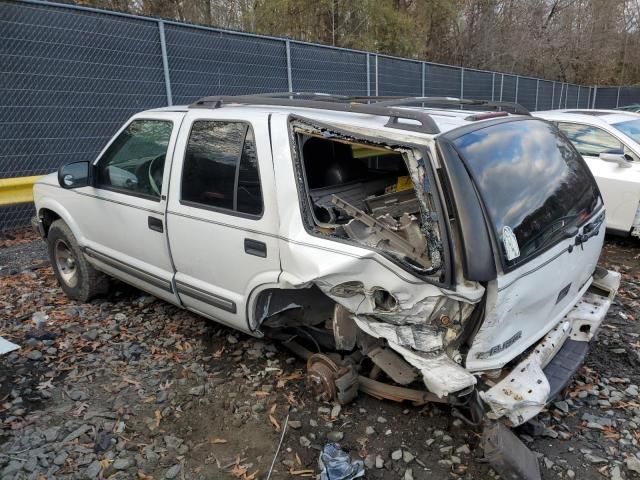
[1,0,635,231]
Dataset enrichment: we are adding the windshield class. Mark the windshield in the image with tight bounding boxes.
[452,119,600,268]
[613,119,640,144]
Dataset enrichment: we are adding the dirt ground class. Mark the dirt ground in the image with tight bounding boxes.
[1,229,639,480]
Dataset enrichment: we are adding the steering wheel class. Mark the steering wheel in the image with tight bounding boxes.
[148,154,165,197]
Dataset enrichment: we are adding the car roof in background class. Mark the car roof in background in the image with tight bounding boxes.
[534,109,640,126]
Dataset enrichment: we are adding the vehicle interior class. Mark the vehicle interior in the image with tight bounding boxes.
[295,130,437,274]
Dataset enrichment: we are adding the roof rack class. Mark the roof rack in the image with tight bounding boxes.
[189,93,531,135]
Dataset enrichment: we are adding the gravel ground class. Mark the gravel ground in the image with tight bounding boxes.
[1,230,639,480]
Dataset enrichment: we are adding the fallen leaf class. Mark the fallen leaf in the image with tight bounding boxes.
[269,414,280,432]
[289,468,315,476]
[212,347,225,358]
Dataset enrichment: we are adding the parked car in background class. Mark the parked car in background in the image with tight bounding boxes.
[32,94,620,476]
[617,104,640,113]
[534,109,640,237]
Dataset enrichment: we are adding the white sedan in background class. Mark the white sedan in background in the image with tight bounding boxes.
[534,109,640,237]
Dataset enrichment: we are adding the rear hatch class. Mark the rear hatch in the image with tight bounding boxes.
[439,118,604,371]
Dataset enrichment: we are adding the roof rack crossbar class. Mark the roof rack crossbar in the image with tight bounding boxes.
[190,94,442,134]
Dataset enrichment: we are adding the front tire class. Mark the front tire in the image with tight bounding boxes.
[47,220,109,302]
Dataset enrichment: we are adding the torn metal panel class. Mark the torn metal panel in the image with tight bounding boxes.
[480,321,571,426]
[353,316,443,353]
[354,316,476,398]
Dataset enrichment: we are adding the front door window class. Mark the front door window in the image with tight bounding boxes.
[95,120,173,200]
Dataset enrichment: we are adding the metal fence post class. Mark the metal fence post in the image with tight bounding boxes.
[460,67,464,99]
[557,83,563,109]
[592,86,598,108]
[491,73,495,101]
[551,82,555,109]
[616,87,621,108]
[515,75,519,104]
[576,86,580,108]
[564,84,568,109]
[535,79,539,111]
[375,54,379,96]
[366,53,371,96]
[157,21,172,106]
[500,74,504,101]
[285,39,293,92]
[421,62,425,97]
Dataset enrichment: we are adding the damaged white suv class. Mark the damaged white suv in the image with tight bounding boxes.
[33,93,619,469]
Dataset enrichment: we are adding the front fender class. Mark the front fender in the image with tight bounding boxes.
[34,184,87,247]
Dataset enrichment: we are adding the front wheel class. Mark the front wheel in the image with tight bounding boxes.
[47,219,109,302]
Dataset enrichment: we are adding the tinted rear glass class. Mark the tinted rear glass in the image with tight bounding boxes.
[453,119,600,267]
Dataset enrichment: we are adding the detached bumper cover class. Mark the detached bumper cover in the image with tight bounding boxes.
[480,269,621,426]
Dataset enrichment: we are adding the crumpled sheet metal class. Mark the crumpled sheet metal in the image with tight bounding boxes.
[480,321,571,426]
[354,316,476,398]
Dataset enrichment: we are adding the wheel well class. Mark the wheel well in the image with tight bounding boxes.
[39,209,61,237]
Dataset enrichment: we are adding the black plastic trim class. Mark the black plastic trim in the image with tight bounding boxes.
[175,281,237,313]
[83,247,172,292]
[436,139,497,281]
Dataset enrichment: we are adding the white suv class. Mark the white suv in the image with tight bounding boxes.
[32,94,618,470]
[534,109,640,237]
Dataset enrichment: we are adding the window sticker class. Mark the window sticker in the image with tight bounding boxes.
[502,226,521,261]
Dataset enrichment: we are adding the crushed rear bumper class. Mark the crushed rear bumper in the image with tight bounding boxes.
[479,268,620,426]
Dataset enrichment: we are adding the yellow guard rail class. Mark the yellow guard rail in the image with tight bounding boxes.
[0,176,42,206]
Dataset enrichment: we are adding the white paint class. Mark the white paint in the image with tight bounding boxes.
[467,215,605,372]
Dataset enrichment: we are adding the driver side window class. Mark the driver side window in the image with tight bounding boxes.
[95,119,173,200]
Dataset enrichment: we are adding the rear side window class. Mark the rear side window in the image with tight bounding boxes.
[95,119,173,199]
[556,122,623,157]
[181,121,263,217]
[452,119,600,268]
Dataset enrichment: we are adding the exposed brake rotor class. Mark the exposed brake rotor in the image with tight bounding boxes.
[306,353,358,405]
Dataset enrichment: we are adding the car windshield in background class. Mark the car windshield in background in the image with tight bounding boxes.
[452,119,600,267]
[613,119,640,144]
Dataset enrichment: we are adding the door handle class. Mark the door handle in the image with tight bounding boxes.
[148,216,163,233]
[244,238,267,258]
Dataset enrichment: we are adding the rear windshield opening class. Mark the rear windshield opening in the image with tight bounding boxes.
[294,128,441,276]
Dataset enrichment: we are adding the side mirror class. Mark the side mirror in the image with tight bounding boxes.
[599,152,632,168]
[58,161,91,189]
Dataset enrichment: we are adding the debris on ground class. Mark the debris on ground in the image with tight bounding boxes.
[318,443,365,480]
[1,230,639,479]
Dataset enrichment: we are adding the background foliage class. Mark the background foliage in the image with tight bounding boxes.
[74,0,640,86]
